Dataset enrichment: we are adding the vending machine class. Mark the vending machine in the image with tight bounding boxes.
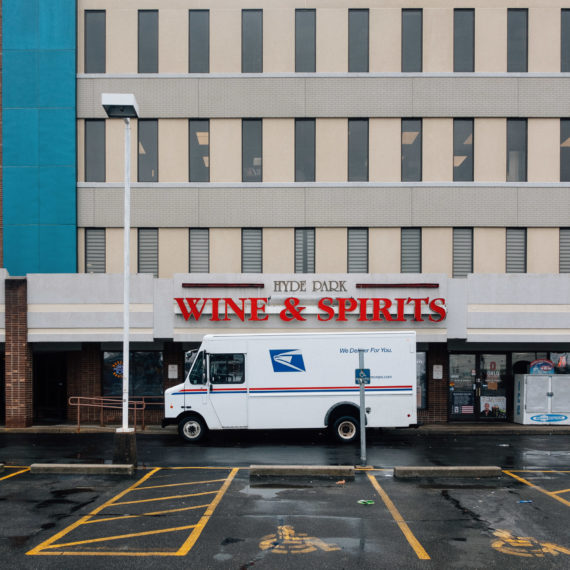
[514,374,570,425]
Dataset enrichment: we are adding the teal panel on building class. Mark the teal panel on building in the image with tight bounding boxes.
[2,0,77,275]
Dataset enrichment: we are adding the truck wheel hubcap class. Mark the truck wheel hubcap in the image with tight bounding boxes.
[184,421,201,439]
[338,421,356,439]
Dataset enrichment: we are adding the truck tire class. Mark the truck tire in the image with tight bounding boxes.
[178,415,207,443]
[332,416,359,443]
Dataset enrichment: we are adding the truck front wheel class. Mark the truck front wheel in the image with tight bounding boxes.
[332,416,359,443]
[178,415,207,443]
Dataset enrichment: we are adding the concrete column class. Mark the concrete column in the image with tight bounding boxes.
[5,278,33,427]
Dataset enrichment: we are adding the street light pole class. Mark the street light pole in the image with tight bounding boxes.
[102,94,139,464]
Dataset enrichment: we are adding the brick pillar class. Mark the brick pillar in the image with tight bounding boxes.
[5,278,33,427]
[67,343,102,422]
[418,343,449,424]
[163,342,185,390]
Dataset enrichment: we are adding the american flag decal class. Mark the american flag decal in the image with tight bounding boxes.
[461,406,474,414]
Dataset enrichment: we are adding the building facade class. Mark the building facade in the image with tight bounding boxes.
[2,0,570,427]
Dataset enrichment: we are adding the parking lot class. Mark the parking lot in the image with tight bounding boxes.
[1,460,569,568]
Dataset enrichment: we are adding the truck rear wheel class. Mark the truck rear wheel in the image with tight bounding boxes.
[332,416,359,443]
[178,415,207,443]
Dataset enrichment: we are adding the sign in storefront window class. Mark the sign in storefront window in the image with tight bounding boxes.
[417,352,427,409]
[551,353,570,374]
[103,351,163,396]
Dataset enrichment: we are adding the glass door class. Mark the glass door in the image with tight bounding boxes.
[449,354,477,420]
[479,354,507,420]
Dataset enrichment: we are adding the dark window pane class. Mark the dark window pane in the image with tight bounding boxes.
[295,228,315,273]
[189,119,209,182]
[401,228,421,273]
[103,351,163,396]
[85,119,105,182]
[189,228,209,273]
[85,228,105,273]
[138,228,158,276]
[348,228,368,273]
[242,119,262,182]
[453,119,473,182]
[85,11,105,73]
[562,10,570,72]
[242,10,263,72]
[349,9,369,72]
[138,120,158,182]
[295,9,316,72]
[295,119,315,182]
[210,354,245,384]
[402,9,422,72]
[561,119,570,182]
[348,119,368,181]
[507,119,527,182]
[454,9,474,72]
[401,119,422,181]
[507,9,527,72]
[242,229,262,273]
[138,10,158,73]
[189,10,209,73]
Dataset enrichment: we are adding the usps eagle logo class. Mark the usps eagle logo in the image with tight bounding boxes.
[270,349,306,373]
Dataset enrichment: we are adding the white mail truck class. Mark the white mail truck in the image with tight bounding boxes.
[163,331,417,443]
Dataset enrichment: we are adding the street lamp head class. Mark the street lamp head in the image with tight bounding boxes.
[102,93,139,118]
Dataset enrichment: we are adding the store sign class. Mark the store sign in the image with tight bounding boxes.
[174,296,447,323]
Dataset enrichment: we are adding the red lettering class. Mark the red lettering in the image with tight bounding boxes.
[224,298,246,322]
[358,298,370,321]
[428,298,447,322]
[175,297,207,321]
[249,298,269,321]
[210,297,221,321]
[336,298,358,321]
[317,297,335,321]
[394,297,407,322]
[370,298,394,321]
[407,297,428,322]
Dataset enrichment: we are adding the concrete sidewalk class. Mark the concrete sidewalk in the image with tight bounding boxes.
[1,422,569,435]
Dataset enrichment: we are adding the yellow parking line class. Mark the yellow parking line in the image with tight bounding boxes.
[27,467,161,556]
[85,504,211,525]
[0,468,29,481]
[135,478,226,491]
[551,488,570,495]
[503,470,570,508]
[112,489,218,506]
[176,467,239,556]
[42,524,198,550]
[367,473,430,560]
[508,470,570,473]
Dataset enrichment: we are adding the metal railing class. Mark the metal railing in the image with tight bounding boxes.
[68,396,163,432]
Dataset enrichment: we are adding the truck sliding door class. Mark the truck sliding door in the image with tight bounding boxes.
[208,353,247,428]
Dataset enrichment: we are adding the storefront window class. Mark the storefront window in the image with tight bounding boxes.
[417,352,427,409]
[512,352,548,375]
[551,353,570,374]
[103,351,163,396]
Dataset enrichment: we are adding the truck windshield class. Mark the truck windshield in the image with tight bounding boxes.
[189,352,205,385]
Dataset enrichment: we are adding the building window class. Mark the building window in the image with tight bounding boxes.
[560,228,570,273]
[349,9,369,72]
[85,120,105,182]
[401,228,421,273]
[453,119,474,182]
[452,228,473,277]
[561,119,570,182]
[401,119,422,182]
[85,10,106,73]
[103,351,163,396]
[242,10,262,73]
[348,228,368,273]
[417,352,427,409]
[295,9,316,72]
[506,228,526,273]
[562,10,570,72]
[242,229,262,273]
[189,229,209,273]
[295,228,315,273]
[507,9,528,72]
[189,119,210,182]
[138,10,158,73]
[295,119,315,182]
[402,9,422,72]
[348,119,369,182]
[85,228,106,273]
[507,119,527,182]
[138,119,158,182]
[138,228,158,276]
[242,119,262,182]
[454,9,474,72]
[189,10,209,73]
